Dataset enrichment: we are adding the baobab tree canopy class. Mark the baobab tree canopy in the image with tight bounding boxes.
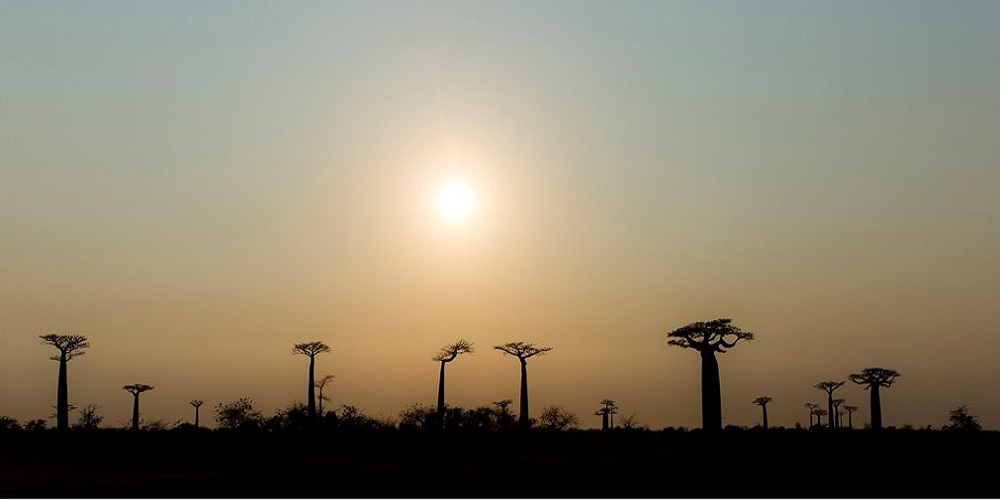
[493,342,552,360]
[433,339,474,362]
[39,334,90,360]
[292,341,331,357]
[666,318,754,353]
[849,367,901,388]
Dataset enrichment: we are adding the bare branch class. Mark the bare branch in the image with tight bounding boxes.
[432,339,475,362]
[493,341,553,360]
[292,341,331,357]
[39,334,90,361]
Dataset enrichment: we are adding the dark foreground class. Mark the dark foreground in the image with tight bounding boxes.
[1,428,997,498]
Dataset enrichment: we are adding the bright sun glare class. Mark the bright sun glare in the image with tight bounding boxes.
[434,179,478,225]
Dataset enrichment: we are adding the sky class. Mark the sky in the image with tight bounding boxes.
[2,0,999,431]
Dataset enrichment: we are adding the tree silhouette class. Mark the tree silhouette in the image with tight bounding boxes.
[538,405,578,430]
[945,405,982,431]
[848,367,900,431]
[814,381,845,430]
[491,399,515,431]
[292,341,331,421]
[831,398,845,428]
[843,405,858,429]
[432,339,474,429]
[190,400,204,428]
[122,384,154,431]
[494,342,552,431]
[39,334,90,431]
[73,404,103,430]
[595,399,618,431]
[804,403,819,428]
[752,396,773,430]
[315,375,335,417]
[812,407,828,427]
[666,318,754,432]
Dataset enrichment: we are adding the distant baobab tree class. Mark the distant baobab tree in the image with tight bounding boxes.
[805,403,819,428]
[831,398,845,428]
[843,405,858,429]
[812,407,828,428]
[315,374,334,417]
[815,381,845,430]
[752,396,773,430]
[39,334,90,431]
[595,399,618,431]
[123,384,154,431]
[433,339,474,428]
[666,318,754,432]
[190,400,204,428]
[848,367,900,430]
[494,342,552,431]
[492,399,515,431]
[292,341,331,421]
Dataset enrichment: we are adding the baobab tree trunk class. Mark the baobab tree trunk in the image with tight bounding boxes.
[307,355,316,420]
[518,359,530,430]
[700,349,722,432]
[762,406,768,430]
[131,394,140,431]
[56,353,69,431]
[601,412,609,431]
[194,407,200,428]
[870,385,882,430]
[827,395,835,430]
[436,360,447,424]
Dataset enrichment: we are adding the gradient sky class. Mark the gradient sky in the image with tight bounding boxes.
[2,0,999,431]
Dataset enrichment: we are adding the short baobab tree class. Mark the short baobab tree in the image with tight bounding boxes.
[752,396,773,430]
[190,400,204,428]
[831,398,846,428]
[848,367,900,430]
[596,399,618,431]
[843,405,858,429]
[39,334,90,431]
[812,407,828,428]
[292,341,331,420]
[805,403,819,428]
[123,384,154,431]
[815,381,845,430]
[494,342,552,431]
[432,339,474,428]
[315,374,335,417]
[666,318,755,432]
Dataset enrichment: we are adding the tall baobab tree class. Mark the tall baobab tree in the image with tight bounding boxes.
[123,384,154,431]
[843,405,858,429]
[39,334,90,431]
[805,403,819,428]
[190,400,204,428]
[666,318,755,432]
[432,339,474,428]
[596,399,618,431]
[292,341,331,420]
[815,381,845,430]
[752,396,773,430]
[848,367,900,430]
[315,375,334,417]
[494,342,552,431]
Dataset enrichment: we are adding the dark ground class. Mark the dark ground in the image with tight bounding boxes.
[1,428,997,498]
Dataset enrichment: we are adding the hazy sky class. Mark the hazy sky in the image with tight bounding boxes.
[2,0,999,431]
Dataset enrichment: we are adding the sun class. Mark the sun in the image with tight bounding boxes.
[434,179,478,224]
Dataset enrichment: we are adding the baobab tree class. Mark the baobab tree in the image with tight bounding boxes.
[843,405,858,429]
[812,407,828,428]
[832,398,846,428]
[190,400,204,428]
[39,334,90,431]
[292,341,331,420]
[596,399,618,431]
[815,381,845,430]
[315,374,334,417]
[123,384,154,431]
[752,396,773,430]
[432,339,474,428]
[666,318,755,432]
[494,342,552,431]
[805,403,819,428]
[848,367,900,430]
